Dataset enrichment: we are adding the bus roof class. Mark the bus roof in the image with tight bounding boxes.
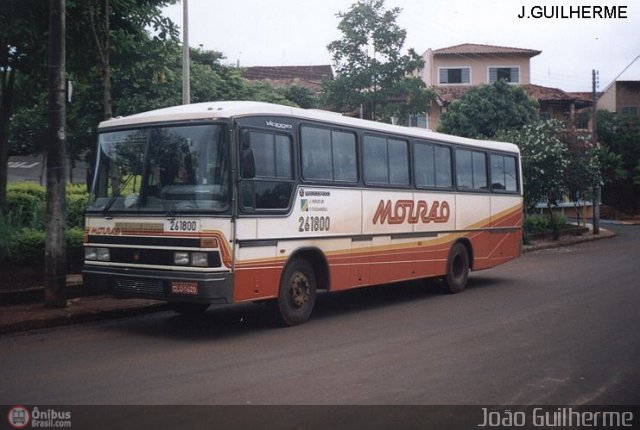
[99,101,519,154]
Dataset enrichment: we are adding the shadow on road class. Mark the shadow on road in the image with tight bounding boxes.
[97,275,511,341]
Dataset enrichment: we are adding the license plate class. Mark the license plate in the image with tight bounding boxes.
[171,282,199,295]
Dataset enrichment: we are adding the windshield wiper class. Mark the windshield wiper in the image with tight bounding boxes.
[101,173,135,215]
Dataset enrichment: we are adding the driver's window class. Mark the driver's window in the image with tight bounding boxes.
[240,129,294,211]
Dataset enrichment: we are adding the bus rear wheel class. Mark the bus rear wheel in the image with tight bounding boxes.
[272,258,317,326]
[444,242,469,294]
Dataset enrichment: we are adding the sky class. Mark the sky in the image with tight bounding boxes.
[163,0,640,92]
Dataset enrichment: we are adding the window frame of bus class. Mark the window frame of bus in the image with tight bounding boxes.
[362,132,411,188]
[238,127,297,213]
[412,139,455,191]
[489,151,520,194]
[454,147,490,193]
[299,123,359,185]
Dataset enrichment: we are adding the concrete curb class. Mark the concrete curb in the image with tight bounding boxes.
[523,228,616,253]
[0,299,168,335]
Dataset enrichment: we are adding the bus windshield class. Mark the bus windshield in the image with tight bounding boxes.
[87,123,230,214]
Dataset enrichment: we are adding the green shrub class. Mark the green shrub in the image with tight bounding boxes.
[6,191,45,229]
[8,182,45,201]
[525,214,549,232]
[8,228,46,264]
[66,183,89,196]
[6,227,86,265]
[67,194,89,228]
[66,227,85,249]
[525,212,568,233]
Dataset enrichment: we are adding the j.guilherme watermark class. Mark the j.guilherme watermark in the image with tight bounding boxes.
[518,4,628,19]
[478,407,634,428]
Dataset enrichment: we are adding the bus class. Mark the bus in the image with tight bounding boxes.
[83,101,522,326]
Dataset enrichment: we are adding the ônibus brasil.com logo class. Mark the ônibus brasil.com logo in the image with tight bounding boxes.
[7,405,72,428]
[7,406,30,429]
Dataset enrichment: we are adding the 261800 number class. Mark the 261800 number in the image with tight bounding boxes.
[169,220,197,232]
[298,216,330,232]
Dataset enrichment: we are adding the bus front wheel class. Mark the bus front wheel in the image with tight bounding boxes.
[272,258,317,326]
[444,242,469,294]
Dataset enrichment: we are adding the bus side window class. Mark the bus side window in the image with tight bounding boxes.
[239,129,294,212]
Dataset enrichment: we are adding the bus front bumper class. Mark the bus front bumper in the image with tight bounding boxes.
[82,265,234,304]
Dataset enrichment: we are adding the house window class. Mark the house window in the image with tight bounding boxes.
[621,106,639,116]
[406,113,428,128]
[488,67,520,84]
[439,67,471,85]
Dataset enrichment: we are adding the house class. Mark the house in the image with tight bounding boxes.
[418,43,591,130]
[597,80,640,116]
[240,65,333,93]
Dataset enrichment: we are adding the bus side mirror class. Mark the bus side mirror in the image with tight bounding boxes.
[86,167,93,193]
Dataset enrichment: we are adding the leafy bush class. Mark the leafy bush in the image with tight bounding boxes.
[67,194,89,228]
[66,183,89,195]
[6,191,45,229]
[525,214,549,232]
[525,213,567,233]
[3,183,88,230]
[8,228,46,264]
[6,227,85,265]
[8,182,46,200]
[2,182,88,262]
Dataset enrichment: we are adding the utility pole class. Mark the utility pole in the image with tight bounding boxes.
[591,69,600,235]
[45,0,67,308]
[182,0,190,104]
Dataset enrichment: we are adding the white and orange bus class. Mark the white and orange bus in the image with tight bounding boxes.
[83,101,522,325]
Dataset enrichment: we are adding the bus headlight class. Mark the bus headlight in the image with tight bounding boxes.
[85,247,97,260]
[85,247,110,261]
[174,252,190,265]
[96,248,110,261]
[191,252,208,267]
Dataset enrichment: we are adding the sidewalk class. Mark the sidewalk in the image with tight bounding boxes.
[0,227,618,335]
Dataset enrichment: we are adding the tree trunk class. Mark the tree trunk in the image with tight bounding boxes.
[0,65,15,210]
[45,0,67,308]
[102,0,112,119]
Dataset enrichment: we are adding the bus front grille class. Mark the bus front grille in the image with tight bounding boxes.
[113,278,164,296]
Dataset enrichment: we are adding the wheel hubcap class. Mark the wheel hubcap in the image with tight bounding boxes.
[289,272,310,308]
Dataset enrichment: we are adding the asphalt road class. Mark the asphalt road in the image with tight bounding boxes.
[1,225,639,406]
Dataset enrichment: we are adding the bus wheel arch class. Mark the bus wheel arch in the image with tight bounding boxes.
[443,239,472,294]
[271,248,329,326]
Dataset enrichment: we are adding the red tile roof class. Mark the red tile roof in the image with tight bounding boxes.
[242,65,333,83]
[434,43,541,57]
[434,84,592,107]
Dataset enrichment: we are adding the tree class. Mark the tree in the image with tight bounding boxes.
[596,110,640,214]
[0,0,49,208]
[45,0,67,308]
[1,0,180,203]
[439,80,539,139]
[497,121,567,239]
[325,0,429,120]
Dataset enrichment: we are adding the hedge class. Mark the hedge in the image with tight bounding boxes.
[6,227,85,265]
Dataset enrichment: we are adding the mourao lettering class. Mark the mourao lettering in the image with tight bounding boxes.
[266,121,293,130]
[373,199,450,225]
